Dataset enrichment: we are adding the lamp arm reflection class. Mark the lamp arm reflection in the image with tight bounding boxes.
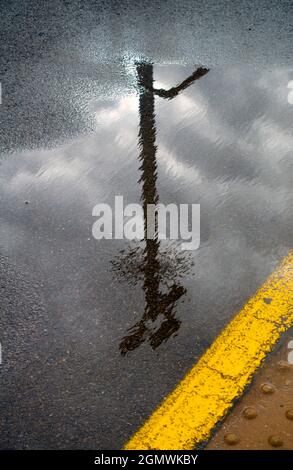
[143,66,209,99]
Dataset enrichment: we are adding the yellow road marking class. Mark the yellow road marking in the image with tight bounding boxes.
[124,252,293,450]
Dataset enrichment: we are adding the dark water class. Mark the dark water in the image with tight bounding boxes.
[0,64,293,448]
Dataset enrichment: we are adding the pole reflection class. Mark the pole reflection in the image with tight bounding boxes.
[111,63,209,355]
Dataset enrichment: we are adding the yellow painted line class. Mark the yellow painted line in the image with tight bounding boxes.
[124,252,293,450]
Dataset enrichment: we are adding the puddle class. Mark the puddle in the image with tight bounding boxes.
[0,65,293,448]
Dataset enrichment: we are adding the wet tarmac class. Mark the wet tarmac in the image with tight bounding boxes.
[1,0,293,154]
[0,0,293,451]
[0,61,293,449]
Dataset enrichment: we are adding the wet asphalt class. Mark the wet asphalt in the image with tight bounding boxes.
[0,1,293,450]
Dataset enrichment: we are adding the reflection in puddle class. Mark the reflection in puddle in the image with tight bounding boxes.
[111,64,209,354]
[1,64,293,449]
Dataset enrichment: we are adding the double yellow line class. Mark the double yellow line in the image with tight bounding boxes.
[124,252,293,450]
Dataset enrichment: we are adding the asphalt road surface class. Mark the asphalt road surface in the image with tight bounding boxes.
[0,1,292,449]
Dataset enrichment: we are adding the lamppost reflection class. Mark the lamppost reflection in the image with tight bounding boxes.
[111,63,209,355]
